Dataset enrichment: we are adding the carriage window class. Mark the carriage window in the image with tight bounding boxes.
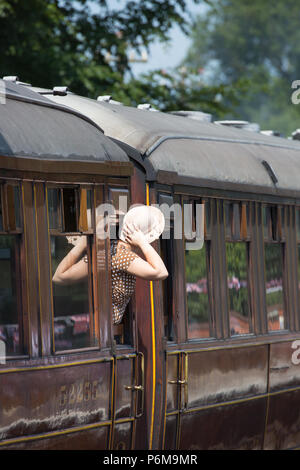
[224,201,251,336]
[226,242,250,335]
[0,182,23,357]
[47,185,97,352]
[108,187,129,240]
[0,186,3,231]
[108,187,132,345]
[185,198,212,339]
[263,205,286,332]
[295,209,300,328]
[265,243,285,331]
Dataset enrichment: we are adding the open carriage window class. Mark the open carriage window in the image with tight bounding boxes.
[224,200,252,336]
[108,186,132,346]
[262,204,286,332]
[47,185,96,352]
[0,182,24,358]
[184,198,211,340]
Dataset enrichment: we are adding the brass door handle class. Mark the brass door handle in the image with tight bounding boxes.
[168,379,187,385]
[124,352,144,419]
[124,385,144,391]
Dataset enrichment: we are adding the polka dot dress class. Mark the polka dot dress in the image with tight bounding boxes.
[110,240,139,325]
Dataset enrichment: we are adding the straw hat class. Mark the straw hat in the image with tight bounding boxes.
[119,205,165,244]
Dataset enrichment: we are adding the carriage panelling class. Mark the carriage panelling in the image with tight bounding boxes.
[0,359,113,442]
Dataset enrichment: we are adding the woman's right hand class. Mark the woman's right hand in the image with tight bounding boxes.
[123,223,148,248]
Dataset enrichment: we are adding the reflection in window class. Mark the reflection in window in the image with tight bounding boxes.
[0,187,3,231]
[0,235,21,355]
[186,243,211,339]
[6,184,21,231]
[51,235,94,351]
[48,188,61,230]
[63,188,77,232]
[298,246,300,313]
[297,209,300,241]
[264,243,285,331]
[226,242,250,335]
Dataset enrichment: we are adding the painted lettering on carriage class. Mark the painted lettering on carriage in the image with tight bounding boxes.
[291,340,300,365]
[58,380,101,406]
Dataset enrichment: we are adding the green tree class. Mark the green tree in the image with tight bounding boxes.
[0,0,240,115]
[184,0,300,135]
[0,0,196,96]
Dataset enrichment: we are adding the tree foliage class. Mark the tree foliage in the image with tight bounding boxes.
[0,0,192,95]
[0,0,239,116]
[184,0,300,135]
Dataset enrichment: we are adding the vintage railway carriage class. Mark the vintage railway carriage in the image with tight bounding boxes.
[3,79,300,450]
[34,86,300,450]
[0,80,148,450]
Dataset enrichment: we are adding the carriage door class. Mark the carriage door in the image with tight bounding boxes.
[108,186,145,450]
[112,353,144,450]
[163,352,188,449]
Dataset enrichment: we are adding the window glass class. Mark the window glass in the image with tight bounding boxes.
[161,229,174,341]
[47,188,61,230]
[51,235,94,351]
[264,243,285,331]
[262,206,270,240]
[186,242,211,339]
[298,246,300,315]
[63,188,77,232]
[224,202,232,239]
[0,187,3,231]
[296,209,300,241]
[13,185,21,229]
[226,242,251,335]
[86,188,93,230]
[108,187,129,240]
[0,235,21,356]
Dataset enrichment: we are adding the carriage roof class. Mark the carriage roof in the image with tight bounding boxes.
[28,86,300,198]
[0,80,128,164]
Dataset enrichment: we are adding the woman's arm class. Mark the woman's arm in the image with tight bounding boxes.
[122,224,168,281]
[52,236,88,285]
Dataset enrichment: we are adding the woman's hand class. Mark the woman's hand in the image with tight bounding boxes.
[66,235,87,250]
[122,223,148,248]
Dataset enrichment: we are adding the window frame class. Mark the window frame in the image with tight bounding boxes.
[46,183,97,354]
[261,203,288,334]
[0,179,28,360]
[183,196,215,342]
[223,199,254,338]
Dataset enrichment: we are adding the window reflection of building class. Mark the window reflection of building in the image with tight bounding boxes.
[185,198,212,340]
[263,205,286,332]
[224,201,251,336]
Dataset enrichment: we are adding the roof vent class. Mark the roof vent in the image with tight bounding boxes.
[97,95,123,105]
[214,120,260,132]
[2,76,31,86]
[3,76,19,82]
[137,103,158,112]
[292,129,300,140]
[53,86,69,96]
[170,110,212,122]
[260,130,282,137]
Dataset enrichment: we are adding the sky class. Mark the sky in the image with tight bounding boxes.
[101,1,206,76]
